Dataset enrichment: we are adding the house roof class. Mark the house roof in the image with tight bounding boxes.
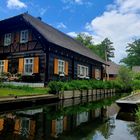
[106,61,120,75]
[132,66,140,73]
[0,13,106,64]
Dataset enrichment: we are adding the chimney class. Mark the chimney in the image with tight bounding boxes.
[37,17,42,21]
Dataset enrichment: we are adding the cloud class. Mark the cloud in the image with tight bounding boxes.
[62,0,92,5]
[57,22,67,29]
[85,0,140,63]
[67,31,92,38]
[7,0,27,9]
[67,32,78,37]
[39,8,47,16]
[62,0,82,5]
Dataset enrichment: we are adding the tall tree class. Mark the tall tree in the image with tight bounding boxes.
[75,33,100,56]
[76,33,93,47]
[121,39,140,67]
[75,34,115,61]
[99,38,115,61]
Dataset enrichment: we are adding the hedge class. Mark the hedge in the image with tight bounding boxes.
[48,80,126,94]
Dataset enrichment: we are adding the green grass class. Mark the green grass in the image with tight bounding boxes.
[0,87,49,97]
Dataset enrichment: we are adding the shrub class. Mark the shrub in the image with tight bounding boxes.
[48,81,63,94]
[48,79,123,94]
[132,80,140,90]
[134,72,140,80]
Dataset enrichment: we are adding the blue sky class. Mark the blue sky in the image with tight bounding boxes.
[0,0,113,32]
[1,0,140,63]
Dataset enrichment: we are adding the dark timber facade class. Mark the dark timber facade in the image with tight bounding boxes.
[0,13,106,85]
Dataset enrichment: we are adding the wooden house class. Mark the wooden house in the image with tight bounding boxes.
[106,61,120,80]
[0,13,106,85]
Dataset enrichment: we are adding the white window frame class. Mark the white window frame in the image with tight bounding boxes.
[24,58,34,75]
[20,30,29,43]
[4,33,12,46]
[58,59,65,75]
[21,118,30,137]
[0,60,4,74]
[77,64,89,78]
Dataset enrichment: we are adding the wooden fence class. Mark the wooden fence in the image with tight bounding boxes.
[58,89,116,100]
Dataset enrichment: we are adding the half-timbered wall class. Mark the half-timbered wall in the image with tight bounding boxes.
[0,16,105,84]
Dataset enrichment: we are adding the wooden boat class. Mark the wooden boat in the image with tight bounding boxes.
[116,93,140,109]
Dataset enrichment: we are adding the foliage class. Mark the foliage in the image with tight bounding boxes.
[0,72,11,82]
[117,66,133,90]
[75,33,115,61]
[134,72,140,80]
[132,80,140,90]
[76,33,93,47]
[120,39,140,67]
[48,79,124,94]
[129,107,140,140]
[48,81,63,94]
[136,107,140,122]
[99,38,115,61]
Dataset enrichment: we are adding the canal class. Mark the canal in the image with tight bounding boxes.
[0,94,138,140]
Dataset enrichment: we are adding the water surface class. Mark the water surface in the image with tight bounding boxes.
[0,95,137,140]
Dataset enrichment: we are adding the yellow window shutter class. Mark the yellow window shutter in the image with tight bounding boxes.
[18,58,24,73]
[54,58,58,74]
[65,61,68,75]
[33,57,39,73]
[63,116,67,130]
[4,60,8,73]
[14,119,21,132]
[51,120,56,136]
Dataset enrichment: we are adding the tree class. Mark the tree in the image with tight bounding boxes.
[76,33,93,47]
[75,34,115,61]
[99,38,115,61]
[75,33,101,56]
[117,66,133,90]
[121,39,140,67]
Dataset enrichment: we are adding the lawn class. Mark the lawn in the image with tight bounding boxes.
[0,87,49,97]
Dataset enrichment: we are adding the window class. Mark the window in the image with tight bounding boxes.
[24,58,34,74]
[4,33,12,46]
[58,60,65,74]
[56,116,64,135]
[77,64,89,78]
[21,118,30,137]
[20,30,28,43]
[0,60,4,73]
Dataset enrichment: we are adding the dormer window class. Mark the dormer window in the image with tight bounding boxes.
[20,30,28,43]
[4,33,12,46]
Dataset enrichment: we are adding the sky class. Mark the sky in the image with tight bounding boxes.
[0,0,140,63]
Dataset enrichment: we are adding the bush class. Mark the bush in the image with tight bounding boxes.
[132,80,140,90]
[48,79,124,94]
[48,81,63,94]
[134,72,140,80]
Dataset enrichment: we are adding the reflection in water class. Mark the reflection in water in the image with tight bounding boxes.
[0,95,137,140]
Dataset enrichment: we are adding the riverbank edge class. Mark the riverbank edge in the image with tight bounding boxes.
[0,94,59,105]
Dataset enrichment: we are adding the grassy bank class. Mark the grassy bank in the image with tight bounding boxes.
[0,84,48,97]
